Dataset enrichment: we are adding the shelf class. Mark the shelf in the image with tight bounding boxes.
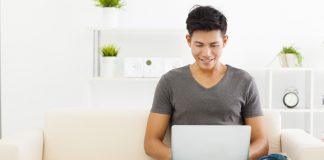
[91,27,189,77]
[89,77,160,81]
[263,108,312,112]
[266,67,313,71]
[242,67,318,71]
[313,109,324,112]
[88,26,187,33]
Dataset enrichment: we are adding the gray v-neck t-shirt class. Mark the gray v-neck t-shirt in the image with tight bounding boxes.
[150,64,263,125]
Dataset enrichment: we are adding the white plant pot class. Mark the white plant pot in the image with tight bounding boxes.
[279,54,297,68]
[102,7,119,28]
[100,57,117,77]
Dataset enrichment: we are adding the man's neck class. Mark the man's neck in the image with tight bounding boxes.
[191,62,226,77]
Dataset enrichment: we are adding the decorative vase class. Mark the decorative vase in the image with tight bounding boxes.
[102,7,119,28]
[100,57,117,77]
[279,54,297,68]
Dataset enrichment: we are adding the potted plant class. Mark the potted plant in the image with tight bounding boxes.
[94,0,125,28]
[100,44,119,77]
[278,46,303,67]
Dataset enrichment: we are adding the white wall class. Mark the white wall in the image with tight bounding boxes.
[1,0,324,137]
[116,0,324,68]
[1,0,95,137]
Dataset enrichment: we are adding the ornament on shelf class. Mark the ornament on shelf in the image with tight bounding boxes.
[282,87,299,109]
[123,57,183,78]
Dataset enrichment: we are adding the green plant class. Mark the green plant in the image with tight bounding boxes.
[94,0,124,8]
[101,45,119,57]
[279,46,303,66]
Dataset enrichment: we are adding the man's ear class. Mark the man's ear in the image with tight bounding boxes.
[186,34,191,47]
[223,35,228,47]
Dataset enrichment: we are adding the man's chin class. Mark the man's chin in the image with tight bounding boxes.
[197,62,217,70]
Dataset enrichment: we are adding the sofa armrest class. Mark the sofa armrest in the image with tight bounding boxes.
[281,129,324,160]
[0,128,44,160]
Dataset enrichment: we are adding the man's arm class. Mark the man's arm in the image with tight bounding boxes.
[144,112,171,160]
[245,116,269,160]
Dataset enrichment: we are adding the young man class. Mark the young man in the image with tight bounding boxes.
[144,5,269,160]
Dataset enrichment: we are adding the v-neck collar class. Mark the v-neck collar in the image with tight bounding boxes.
[187,64,230,91]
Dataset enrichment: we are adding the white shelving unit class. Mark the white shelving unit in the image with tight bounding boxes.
[90,27,188,77]
[245,68,324,139]
[89,27,324,140]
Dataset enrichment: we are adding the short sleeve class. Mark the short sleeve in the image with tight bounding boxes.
[242,78,263,118]
[150,75,173,115]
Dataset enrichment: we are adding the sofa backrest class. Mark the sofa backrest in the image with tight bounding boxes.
[43,109,154,160]
[43,109,280,160]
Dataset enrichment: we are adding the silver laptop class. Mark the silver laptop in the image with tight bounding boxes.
[171,125,251,160]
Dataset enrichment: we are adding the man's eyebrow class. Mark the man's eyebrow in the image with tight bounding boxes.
[194,41,220,44]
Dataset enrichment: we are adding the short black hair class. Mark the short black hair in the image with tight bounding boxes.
[186,5,227,36]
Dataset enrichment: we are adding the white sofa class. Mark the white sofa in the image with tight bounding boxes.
[0,108,324,160]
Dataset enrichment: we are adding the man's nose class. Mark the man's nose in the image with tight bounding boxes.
[201,47,212,58]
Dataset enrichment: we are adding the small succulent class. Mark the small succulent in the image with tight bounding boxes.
[94,0,124,8]
[279,46,303,66]
[101,44,119,57]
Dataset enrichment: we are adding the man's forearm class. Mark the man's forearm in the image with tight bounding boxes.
[249,138,268,160]
[145,139,171,160]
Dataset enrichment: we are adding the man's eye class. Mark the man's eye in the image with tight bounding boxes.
[196,45,203,47]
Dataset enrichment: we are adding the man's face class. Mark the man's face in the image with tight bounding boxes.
[186,30,228,71]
